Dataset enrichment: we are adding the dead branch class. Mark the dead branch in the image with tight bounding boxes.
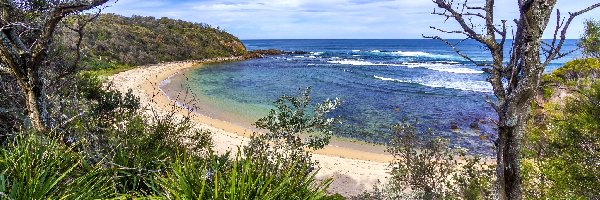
[423,34,492,67]
[543,3,600,66]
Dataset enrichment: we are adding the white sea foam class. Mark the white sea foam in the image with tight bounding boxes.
[351,50,361,52]
[387,51,458,59]
[294,56,304,58]
[373,75,492,93]
[310,52,324,55]
[329,60,381,66]
[328,60,402,66]
[401,62,484,74]
[327,59,482,74]
[390,51,432,57]
[374,75,408,82]
[370,50,381,53]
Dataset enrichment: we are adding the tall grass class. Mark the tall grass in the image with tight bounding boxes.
[154,152,333,200]
[0,133,114,199]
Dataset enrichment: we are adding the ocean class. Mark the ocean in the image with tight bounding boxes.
[165,39,580,154]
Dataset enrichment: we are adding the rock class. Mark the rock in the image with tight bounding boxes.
[470,121,480,129]
[289,50,309,54]
[450,122,459,130]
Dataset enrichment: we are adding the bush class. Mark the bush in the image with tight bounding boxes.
[0,133,114,199]
[154,151,333,200]
[372,122,495,199]
[524,81,600,199]
[579,19,600,58]
[246,87,341,171]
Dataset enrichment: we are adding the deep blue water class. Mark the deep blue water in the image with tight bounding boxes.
[179,39,579,154]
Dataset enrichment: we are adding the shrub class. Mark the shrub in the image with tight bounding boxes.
[524,81,600,199]
[579,19,600,58]
[0,133,114,199]
[246,87,341,171]
[383,123,495,199]
[154,151,333,200]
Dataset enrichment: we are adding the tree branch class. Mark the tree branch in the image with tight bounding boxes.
[29,0,110,71]
[433,0,488,44]
[423,35,492,67]
[543,3,600,66]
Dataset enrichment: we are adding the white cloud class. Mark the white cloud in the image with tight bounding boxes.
[104,0,597,39]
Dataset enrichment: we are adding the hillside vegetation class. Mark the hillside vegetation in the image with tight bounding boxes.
[69,14,247,68]
[522,58,600,198]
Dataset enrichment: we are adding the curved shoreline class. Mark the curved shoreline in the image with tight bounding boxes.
[109,57,391,196]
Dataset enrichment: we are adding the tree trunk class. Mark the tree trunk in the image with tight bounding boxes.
[494,1,556,199]
[25,71,48,133]
[496,111,527,200]
[14,67,49,133]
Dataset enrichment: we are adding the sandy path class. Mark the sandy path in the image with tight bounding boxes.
[108,58,391,196]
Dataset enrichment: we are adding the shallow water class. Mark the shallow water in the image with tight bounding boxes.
[166,39,579,154]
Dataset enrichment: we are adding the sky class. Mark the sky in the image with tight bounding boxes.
[103,0,599,39]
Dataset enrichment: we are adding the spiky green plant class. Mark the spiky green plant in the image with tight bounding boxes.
[154,151,332,200]
[0,133,114,199]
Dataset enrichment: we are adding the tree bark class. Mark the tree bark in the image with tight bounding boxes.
[0,0,109,133]
[495,2,555,199]
[22,69,49,133]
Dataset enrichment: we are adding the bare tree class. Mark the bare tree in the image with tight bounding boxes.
[425,0,600,199]
[0,0,109,133]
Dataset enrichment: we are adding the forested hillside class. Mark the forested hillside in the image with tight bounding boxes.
[69,14,247,67]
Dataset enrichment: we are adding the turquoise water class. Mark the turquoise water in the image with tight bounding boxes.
[169,39,579,154]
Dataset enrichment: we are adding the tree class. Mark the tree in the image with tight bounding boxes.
[0,0,109,133]
[579,19,600,58]
[425,1,599,199]
[246,87,341,170]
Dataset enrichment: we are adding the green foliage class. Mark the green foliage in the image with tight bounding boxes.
[52,72,213,196]
[526,62,600,198]
[154,151,333,200]
[247,87,341,169]
[383,123,495,200]
[540,58,600,100]
[545,58,600,85]
[68,14,247,68]
[579,20,600,58]
[0,134,114,199]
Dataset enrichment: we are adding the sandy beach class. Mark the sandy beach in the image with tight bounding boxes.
[109,57,392,196]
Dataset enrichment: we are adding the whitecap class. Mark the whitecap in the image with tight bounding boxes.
[388,51,458,59]
[329,60,380,66]
[351,50,361,52]
[373,75,492,93]
[370,50,381,53]
[374,75,408,82]
[401,62,484,74]
[328,60,403,66]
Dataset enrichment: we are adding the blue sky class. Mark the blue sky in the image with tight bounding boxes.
[104,0,598,39]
